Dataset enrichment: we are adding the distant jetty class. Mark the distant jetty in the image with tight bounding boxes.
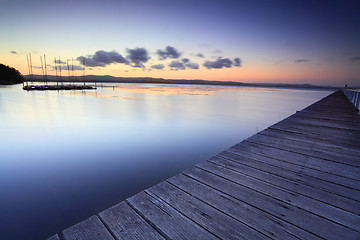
[23,84,96,91]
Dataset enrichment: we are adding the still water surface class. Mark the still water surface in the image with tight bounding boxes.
[0,83,331,239]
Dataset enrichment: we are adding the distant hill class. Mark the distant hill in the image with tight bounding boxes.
[24,74,337,90]
[0,64,24,85]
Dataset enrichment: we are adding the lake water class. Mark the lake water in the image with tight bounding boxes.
[0,83,331,240]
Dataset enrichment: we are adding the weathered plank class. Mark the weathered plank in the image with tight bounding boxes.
[269,122,360,148]
[282,114,360,131]
[99,201,165,240]
[259,128,360,158]
[183,166,359,240]
[246,131,360,167]
[147,180,268,239]
[231,140,360,182]
[196,160,360,231]
[126,191,217,239]
[167,173,321,240]
[208,155,359,214]
[62,215,114,240]
[295,110,360,122]
[220,150,360,202]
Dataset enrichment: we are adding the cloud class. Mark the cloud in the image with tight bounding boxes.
[54,59,66,64]
[168,59,199,70]
[77,50,128,67]
[169,61,186,70]
[151,64,165,70]
[71,65,85,71]
[349,56,360,62]
[51,65,84,71]
[186,62,199,69]
[10,51,17,54]
[234,58,241,67]
[203,57,233,69]
[157,46,181,60]
[196,53,204,58]
[214,50,222,53]
[127,48,149,68]
[295,59,309,63]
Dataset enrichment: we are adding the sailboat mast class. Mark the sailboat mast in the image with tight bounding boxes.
[40,56,45,82]
[59,56,62,85]
[29,53,33,82]
[67,59,70,83]
[44,54,47,83]
[54,57,58,87]
[72,58,74,84]
[83,57,86,86]
[26,54,30,87]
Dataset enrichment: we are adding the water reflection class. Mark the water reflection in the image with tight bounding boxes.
[62,84,287,99]
[0,83,331,240]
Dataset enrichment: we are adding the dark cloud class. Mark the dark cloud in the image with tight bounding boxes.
[234,58,241,67]
[295,59,309,63]
[203,57,233,69]
[71,65,85,71]
[127,48,149,68]
[77,50,128,67]
[214,50,222,54]
[196,53,204,58]
[168,60,199,70]
[10,51,17,54]
[151,64,165,70]
[157,46,181,60]
[349,56,360,62]
[169,61,186,70]
[51,65,84,71]
[54,59,66,64]
[186,62,199,69]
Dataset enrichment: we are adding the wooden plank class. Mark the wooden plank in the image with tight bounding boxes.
[220,150,360,202]
[294,110,360,123]
[62,215,114,240]
[196,160,360,231]
[232,139,360,182]
[98,201,165,240]
[183,166,359,240]
[246,132,360,167]
[47,234,60,240]
[126,191,217,239]
[167,173,321,240]
[260,128,360,158]
[208,155,359,215]
[269,122,360,148]
[147,180,268,239]
[282,114,360,131]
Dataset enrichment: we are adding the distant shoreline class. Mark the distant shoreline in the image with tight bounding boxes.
[24,75,338,90]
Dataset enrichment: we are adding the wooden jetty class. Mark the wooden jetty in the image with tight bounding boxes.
[49,90,360,240]
[23,84,96,91]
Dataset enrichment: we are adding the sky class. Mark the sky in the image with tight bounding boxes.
[1,0,359,87]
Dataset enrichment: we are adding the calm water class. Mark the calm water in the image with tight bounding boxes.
[0,83,331,239]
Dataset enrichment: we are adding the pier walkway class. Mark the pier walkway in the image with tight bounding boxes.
[49,90,360,240]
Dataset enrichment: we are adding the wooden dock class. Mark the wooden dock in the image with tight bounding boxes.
[23,84,96,91]
[49,90,360,240]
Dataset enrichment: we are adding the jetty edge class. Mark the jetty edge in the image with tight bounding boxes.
[49,89,360,240]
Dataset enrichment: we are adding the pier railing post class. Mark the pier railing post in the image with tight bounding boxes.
[342,89,360,114]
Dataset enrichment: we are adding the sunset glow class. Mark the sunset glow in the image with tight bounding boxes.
[1,0,359,87]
